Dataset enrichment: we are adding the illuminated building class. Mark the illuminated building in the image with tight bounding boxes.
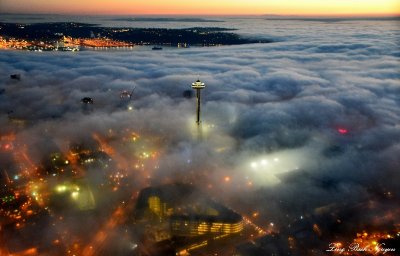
[170,216,243,236]
[148,195,167,220]
[136,184,244,237]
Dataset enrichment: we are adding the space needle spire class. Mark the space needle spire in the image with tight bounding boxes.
[191,79,206,125]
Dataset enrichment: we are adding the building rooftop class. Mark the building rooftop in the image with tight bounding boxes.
[136,183,242,223]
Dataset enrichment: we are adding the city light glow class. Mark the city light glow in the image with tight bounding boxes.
[239,145,318,187]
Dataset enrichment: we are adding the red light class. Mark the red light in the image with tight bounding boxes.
[337,128,348,135]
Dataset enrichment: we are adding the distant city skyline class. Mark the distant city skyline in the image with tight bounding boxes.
[1,0,399,16]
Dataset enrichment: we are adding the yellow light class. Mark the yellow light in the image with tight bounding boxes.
[56,185,67,193]
[71,191,79,199]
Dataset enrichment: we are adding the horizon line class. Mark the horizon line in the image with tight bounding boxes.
[1,12,400,18]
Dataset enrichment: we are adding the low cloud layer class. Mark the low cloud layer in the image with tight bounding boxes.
[1,18,399,248]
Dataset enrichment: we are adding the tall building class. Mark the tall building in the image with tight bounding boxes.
[191,80,206,125]
[136,184,244,237]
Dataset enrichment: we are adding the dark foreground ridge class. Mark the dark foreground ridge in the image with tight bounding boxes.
[0,22,272,49]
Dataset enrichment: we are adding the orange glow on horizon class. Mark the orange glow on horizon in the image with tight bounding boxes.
[1,0,399,16]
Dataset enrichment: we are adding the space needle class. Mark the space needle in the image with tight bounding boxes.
[191,79,206,125]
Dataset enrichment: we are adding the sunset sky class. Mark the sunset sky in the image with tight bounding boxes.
[1,0,399,16]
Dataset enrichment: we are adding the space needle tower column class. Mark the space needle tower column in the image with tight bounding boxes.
[191,79,206,125]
